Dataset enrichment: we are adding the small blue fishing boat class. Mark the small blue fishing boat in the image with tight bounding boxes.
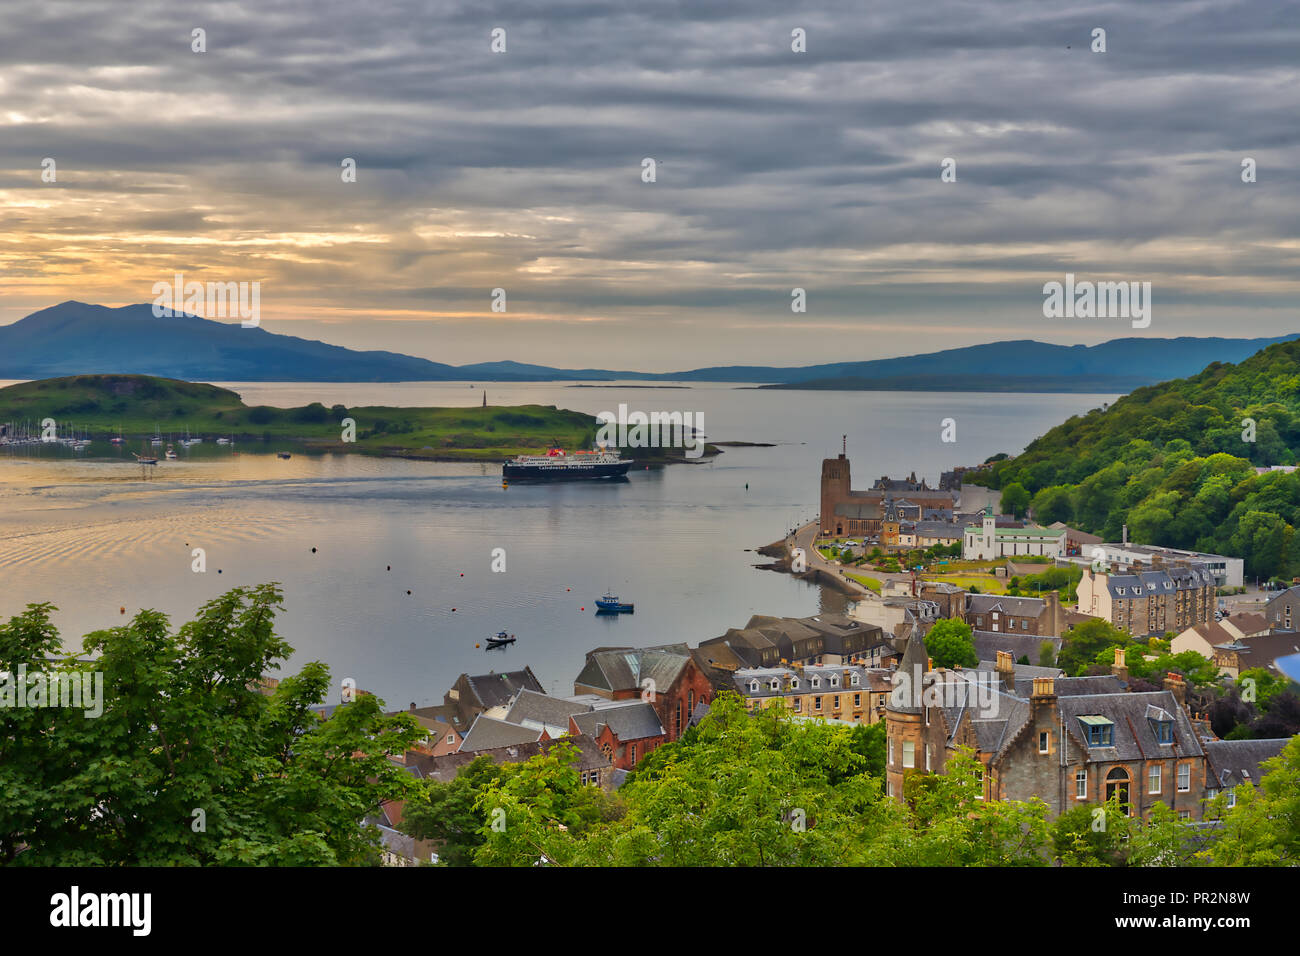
[595,594,634,612]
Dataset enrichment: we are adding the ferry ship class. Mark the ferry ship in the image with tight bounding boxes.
[502,446,632,482]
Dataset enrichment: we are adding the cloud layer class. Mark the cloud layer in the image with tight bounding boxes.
[2,0,1297,369]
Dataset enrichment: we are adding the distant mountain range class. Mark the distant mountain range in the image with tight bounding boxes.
[2,301,1296,391]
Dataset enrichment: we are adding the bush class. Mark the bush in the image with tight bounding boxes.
[248,406,276,425]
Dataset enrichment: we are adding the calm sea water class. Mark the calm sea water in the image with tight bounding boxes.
[0,382,1115,706]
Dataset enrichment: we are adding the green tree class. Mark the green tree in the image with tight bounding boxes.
[1058,618,1129,675]
[1029,484,1075,524]
[924,619,978,669]
[0,585,423,866]
[1200,736,1300,865]
[1000,482,1031,518]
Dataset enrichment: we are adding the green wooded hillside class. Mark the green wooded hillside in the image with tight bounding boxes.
[973,340,1300,579]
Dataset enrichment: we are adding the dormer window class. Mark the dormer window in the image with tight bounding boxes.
[769,679,781,691]
[1152,719,1174,744]
[1117,587,1125,595]
[748,680,759,693]
[790,677,799,690]
[1079,716,1115,747]
[850,674,860,686]
[811,677,821,689]
[830,675,840,687]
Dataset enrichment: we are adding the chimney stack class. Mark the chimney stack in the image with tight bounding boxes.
[1163,671,1187,706]
[1112,646,1128,681]
[995,649,1014,688]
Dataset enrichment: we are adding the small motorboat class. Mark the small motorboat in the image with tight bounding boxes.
[485,630,516,647]
[595,594,634,612]
[277,451,292,459]
[165,444,178,459]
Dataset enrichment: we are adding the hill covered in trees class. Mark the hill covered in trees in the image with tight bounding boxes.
[973,339,1300,580]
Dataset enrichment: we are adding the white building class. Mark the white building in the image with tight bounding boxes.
[1063,542,1243,588]
[962,511,1066,561]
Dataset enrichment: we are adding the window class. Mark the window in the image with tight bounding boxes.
[850,674,860,686]
[902,740,915,768]
[814,696,822,711]
[1153,719,1174,744]
[854,693,861,707]
[792,697,801,712]
[789,678,799,690]
[1039,731,1050,754]
[889,736,894,764]
[830,675,840,687]
[1226,791,1236,808]
[887,780,894,798]
[1178,810,1191,820]
[925,744,932,771]
[1148,764,1162,794]
[1177,763,1190,792]
[769,679,780,691]
[1080,717,1115,747]
[1076,769,1087,798]
[811,677,821,689]
[446,733,455,744]
[748,680,759,693]
[833,695,840,709]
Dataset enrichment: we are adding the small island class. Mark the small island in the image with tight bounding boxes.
[0,375,721,463]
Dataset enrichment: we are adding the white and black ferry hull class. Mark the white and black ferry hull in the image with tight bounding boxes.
[502,460,633,481]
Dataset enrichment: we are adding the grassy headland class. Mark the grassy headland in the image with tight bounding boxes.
[0,375,718,462]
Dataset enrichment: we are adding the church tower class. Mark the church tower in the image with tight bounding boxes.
[885,631,930,801]
[820,436,851,536]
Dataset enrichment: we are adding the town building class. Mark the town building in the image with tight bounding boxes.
[1063,541,1243,588]
[884,635,1211,820]
[568,699,667,770]
[1265,585,1300,630]
[573,644,713,741]
[698,614,883,671]
[1203,738,1292,808]
[733,663,893,724]
[442,667,544,731]
[1208,631,1300,679]
[963,509,1066,560]
[1075,566,1215,637]
[964,592,1065,637]
[820,444,958,538]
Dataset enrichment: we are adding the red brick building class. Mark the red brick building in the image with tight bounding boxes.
[573,644,713,741]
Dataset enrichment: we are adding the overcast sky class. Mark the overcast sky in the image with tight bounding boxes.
[1,0,1297,370]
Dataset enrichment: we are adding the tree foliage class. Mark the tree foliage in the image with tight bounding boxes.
[0,585,422,865]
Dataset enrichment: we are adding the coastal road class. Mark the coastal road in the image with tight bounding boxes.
[785,521,915,599]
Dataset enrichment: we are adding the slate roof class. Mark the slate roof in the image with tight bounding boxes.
[464,668,544,710]
[888,633,929,714]
[457,714,543,753]
[504,689,591,734]
[967,594,1049,618]
[1218,631,1300,671]
[575,645,691,693]
[912,520,963,538]
[1203,738,1290,790]
[407,733,610,783]
[1055,691,1205,762]
[570,700,665,741]
[972,629,1062,663]
[1012,674,1126,697]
